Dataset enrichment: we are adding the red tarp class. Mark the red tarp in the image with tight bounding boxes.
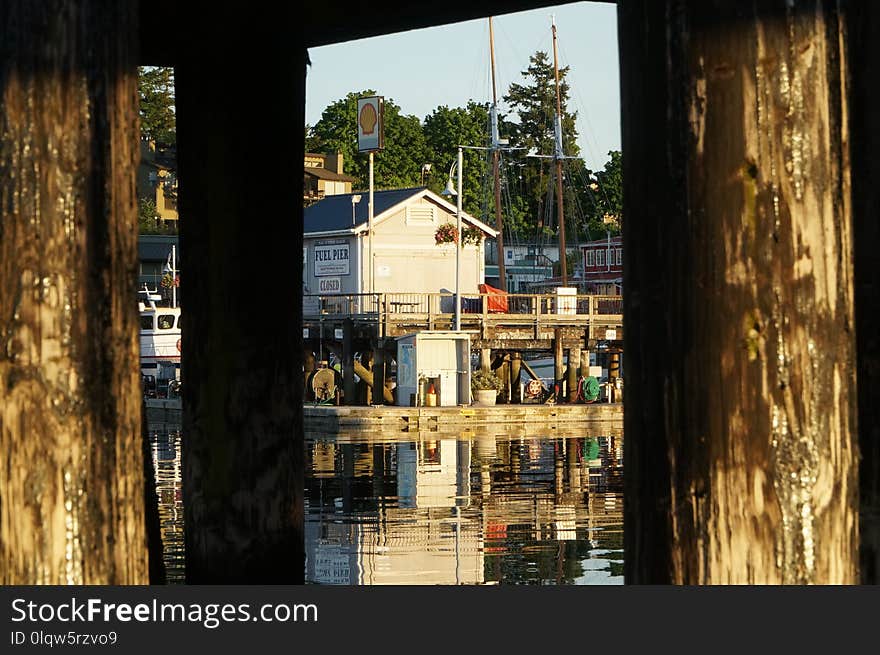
[479,283,508,313]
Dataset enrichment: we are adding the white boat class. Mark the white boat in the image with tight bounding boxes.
[138,286,181,383]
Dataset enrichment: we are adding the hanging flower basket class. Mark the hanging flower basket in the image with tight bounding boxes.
[435,223,483,247]
[434,223,458,245]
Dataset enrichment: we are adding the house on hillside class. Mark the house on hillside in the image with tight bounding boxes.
[303,152,358,205]
[303,187,496,306]
[137,141,178,226]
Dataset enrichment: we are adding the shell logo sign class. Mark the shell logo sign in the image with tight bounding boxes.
[357,96,384,152]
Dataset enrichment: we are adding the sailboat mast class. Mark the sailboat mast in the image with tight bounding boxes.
[551,16,568,287]
[489,16,506,292]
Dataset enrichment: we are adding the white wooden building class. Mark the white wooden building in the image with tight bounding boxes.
[303,187,497,300]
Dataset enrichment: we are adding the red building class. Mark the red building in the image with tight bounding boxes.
[580,236,622,295]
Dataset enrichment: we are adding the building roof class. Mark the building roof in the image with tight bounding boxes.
[138,235,179,262]
[303,187,497,237]
[303,167,357,183]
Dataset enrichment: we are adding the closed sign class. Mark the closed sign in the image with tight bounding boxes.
[319,278,342,293]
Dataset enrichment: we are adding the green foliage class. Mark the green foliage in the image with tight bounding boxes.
[304,56,624,247]
[579,150,623,240]
[422,102,491,216]
[503,51,580,239]
[306,91,428,190]
[138,67,176,148]
[471,369,504,392]
[138,198,177,235]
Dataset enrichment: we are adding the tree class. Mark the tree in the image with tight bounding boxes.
[422,102,491,217]
[138,67,176,148]
[307,91,428,190]
[503,51,580,238]
[576,150,623,241]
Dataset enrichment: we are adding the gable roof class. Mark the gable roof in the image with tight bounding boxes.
[303,187,497,237]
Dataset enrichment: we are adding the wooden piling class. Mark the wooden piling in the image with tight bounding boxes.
[373,342,386,406]
[342,318,355,405]
[0,3,147,584]
[554,328,564,402]
[480,348,492,373]
[619,0,858,583]
[177,8,303,582]
[568,347,581,403]
[510,352,522,404]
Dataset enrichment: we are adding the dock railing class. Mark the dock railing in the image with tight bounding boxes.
[303,292,623,338]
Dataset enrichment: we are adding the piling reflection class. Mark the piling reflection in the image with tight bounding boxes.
[305,429,623,585]
[149,426,185,583]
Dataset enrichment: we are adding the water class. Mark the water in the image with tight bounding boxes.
[305,428,623,585]
[149,425,185,583]
[147,419,623,584]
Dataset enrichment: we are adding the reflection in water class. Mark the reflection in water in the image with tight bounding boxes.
[149,425,185,583]
[306,430,623,585]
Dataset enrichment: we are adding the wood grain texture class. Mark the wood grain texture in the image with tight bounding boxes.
[620,0,858,583]
[0,2,146,584]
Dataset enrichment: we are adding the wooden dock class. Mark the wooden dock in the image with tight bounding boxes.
[303,402,622,433]
[302,291,623,347]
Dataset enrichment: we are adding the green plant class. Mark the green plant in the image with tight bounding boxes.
[471,369,504,393]
[462,225,483,246]
[435,222,457,245]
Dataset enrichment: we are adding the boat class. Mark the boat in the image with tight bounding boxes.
[139,245,181,396]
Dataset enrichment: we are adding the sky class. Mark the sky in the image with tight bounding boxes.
[305,1,620,172]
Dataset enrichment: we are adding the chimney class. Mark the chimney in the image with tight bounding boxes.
[334,151,344,175]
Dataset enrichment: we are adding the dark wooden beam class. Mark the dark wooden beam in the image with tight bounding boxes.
[177,6,304,583]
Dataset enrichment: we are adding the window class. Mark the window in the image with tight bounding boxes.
[177,315,183,328]
[616,248,622,266]
[140,315,154,330]
[585,250,594,266]
[597,250,605,267]
[158,315,175,330]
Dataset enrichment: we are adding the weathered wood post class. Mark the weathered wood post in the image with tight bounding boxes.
[176,9,303,582]
[845,3,880,584]
[510,352,522,403]
[554,328,564,402]
[342,318,355,405]
[620,1,858,583]
[568,347,581,403]
[0,2,148,583]
[372,341,385,406]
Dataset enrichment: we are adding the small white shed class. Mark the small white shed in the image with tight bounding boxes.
[396,331,471,407]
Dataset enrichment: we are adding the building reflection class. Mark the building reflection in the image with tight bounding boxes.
[305,429,623,585]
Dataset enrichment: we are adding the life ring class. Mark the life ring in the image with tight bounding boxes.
[176,339,182,353]
[525,379,543,397]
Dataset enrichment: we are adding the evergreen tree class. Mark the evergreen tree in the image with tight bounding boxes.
[503,51,580,238]
[138,67,175,148]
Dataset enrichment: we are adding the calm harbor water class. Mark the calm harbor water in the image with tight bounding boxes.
[148,422,623,584]
[305,428,623,585]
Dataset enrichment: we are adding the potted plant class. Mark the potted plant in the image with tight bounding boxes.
[471,369,504,406]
